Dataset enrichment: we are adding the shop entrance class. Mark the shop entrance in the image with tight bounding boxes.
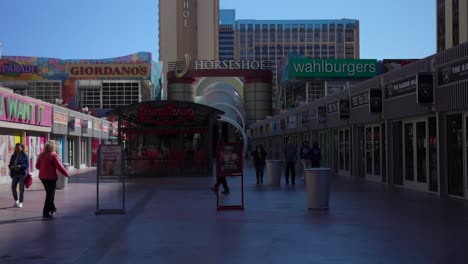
[319,131,329,167]
[338,128,351,176]
[403,119,429,191]
[107,100,224,178]
[447,113,464,197]
[365,124,382,182]
[67,138,75,168]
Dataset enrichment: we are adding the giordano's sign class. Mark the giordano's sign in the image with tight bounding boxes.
[291,58,378,78]
[173,54,271,78]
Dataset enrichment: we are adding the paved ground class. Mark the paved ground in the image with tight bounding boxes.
[0,163,467,264]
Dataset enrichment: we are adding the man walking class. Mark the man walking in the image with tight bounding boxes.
[283,138,297,185]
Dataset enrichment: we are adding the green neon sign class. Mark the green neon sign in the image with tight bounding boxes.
[290,58,378,78]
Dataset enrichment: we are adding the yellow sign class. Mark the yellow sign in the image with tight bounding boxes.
[54,112,68,125]
[67,63,150,78]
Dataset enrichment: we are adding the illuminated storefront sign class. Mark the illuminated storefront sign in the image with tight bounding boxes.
[0,91,51,126]
[438,57,468,86]
[290,59,378,78]
[68,63,150,78]
[172,59,271,78]
[53,112,68,125]
[137,104,195,125]
[195,60,270,70]
[94,122,101,131]
[0,60,37,75]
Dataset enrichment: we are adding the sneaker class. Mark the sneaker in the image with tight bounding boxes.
[18,203,23,208]
[13,200,19,207]
[50,209,57,217]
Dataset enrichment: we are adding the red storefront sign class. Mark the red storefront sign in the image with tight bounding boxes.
[137,104,195,125]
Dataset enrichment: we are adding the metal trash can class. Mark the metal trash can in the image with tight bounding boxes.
[266,160,282,186]
[57,163,70,189]
[304,168,331,209]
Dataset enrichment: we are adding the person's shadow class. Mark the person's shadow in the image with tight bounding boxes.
[0,216,48,225]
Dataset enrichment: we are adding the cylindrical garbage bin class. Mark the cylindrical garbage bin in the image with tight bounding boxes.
[304,168,331,209]
[266,160,282,186]
[57,163,70,189]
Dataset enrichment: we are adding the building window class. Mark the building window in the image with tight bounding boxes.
[102,81,139,108]
[437,0,446,51]
[453,0,459,46]
[26,81,61,104]
[78,80,101,109]
[77,80,140,109]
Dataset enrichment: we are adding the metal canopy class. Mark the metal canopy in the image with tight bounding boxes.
[106,100,224,128]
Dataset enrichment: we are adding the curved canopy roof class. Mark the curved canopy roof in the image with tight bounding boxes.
[106,100,224,128]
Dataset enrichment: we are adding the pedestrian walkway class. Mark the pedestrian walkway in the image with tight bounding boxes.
[0,164,467,264]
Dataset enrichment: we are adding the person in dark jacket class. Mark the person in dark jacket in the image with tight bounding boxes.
[283,138,297,185]
[300,141,311,170]
[310,141,321,168]
[36,140,69,219]
[251,144,267,184]
[9,143,29,208]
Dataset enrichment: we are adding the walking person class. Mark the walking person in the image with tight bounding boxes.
[310,141,321,168]
[283,138,297,185]
[36,141,69,219]
[211,175,230,195]
[9,143,29,208]
[300,141,311,170]
[251,144,267,184]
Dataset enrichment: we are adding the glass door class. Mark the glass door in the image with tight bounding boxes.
[357,126,365,178]
[365,124,382,182]
[338,128,351,176]
[447,114,463,197]
[393,121,403,185]
[67,138,75,168]
[403,120,429,191]
[319,131,328,167]
[80,139,87,167]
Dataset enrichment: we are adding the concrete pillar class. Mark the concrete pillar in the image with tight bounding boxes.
[63,135,68,164]
[76,136,82,169]
[438,112,448,196]
[167,77,196,102]
[244,77,272,125]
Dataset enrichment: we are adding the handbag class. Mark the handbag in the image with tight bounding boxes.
[10,165,22,176]
[25,173,33,189]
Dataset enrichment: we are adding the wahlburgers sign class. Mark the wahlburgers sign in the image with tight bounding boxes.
[291,58,378,78]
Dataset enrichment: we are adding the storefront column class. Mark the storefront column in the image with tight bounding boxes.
[87,138,92,166]
[76,136,82,169]
[20,131,26,145]
[208,115,214,177]
[351,124,358,178]
[63,135,69,164]
[438,112,448,196]
[385,119,393,186]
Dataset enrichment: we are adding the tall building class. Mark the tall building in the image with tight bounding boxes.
[234,19,360,109]
[437,0,468,52]
[159,0,219,99]
[219,9,236,60]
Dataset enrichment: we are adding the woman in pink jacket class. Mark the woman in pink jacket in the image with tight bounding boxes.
[36,140,69,219]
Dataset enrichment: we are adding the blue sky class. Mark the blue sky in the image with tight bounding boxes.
[0,0,435,60]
